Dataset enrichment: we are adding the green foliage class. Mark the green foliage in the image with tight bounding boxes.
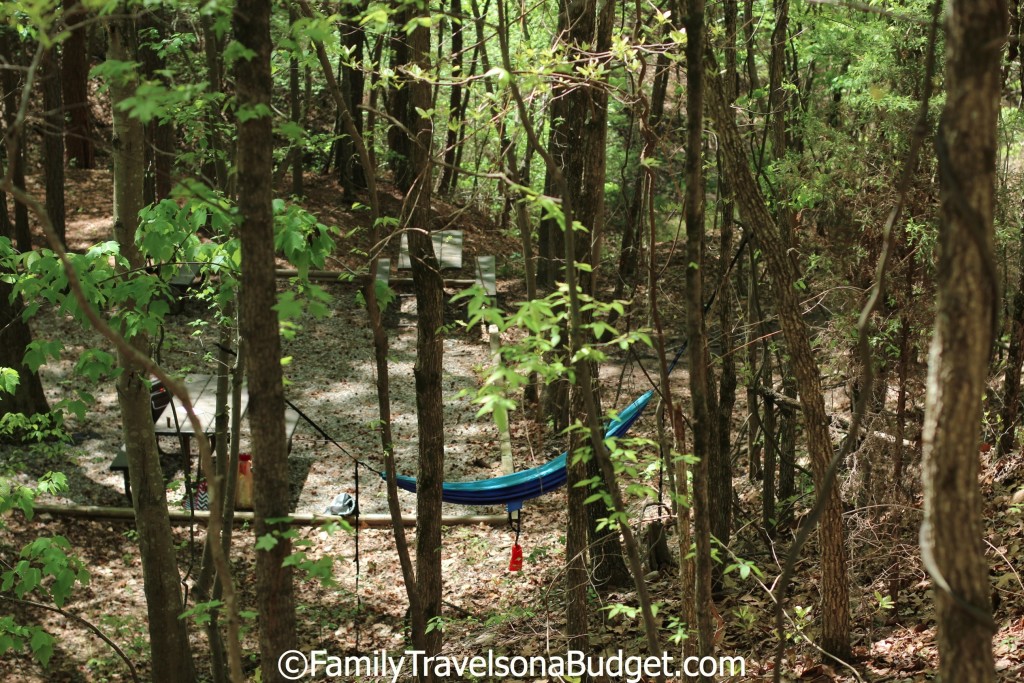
[723,556,765,582]
[0,475,89,668]
[257,520,351,588]
[180,599,225,626]
[0,368,20,395]
[0,412,71,450]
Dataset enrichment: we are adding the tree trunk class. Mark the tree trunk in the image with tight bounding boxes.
[1,27,31,252]
[921,0,1005,678]
[762,392,778,537]
[387,11,413,189]
[746,251,763,481]
[684,0,717,666]
[742,0,760,95]
[108,14,195,682]
[337,5,367,196]
[712,21,739,559]
[139,8,174,204]
[62,0,94,169]
[566,402,590,657]
[399,5,444,664]
[438,0,465,194]
[201,13,228,192]
[288,7,303,198]
[234,1,297,680]
[998,220,1024,458]
[42,47,65,246]
[0,279,50,420]
[705,53,851,660]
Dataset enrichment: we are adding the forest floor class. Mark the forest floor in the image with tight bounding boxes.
[2,168,1024,682]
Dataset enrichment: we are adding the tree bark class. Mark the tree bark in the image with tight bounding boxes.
[438,0,465,194]
[684,0,716,667]
[337,4,367,196]
[108,13,195,682]
[998,219,1024,458]
[400,5,444,665]
[920,0,1006,678]
[62,0,94,169]
[41,47,65,246]
[234,1,297,680]
[1,27,31,252]
[288,7,303,198]
[0,279,50,420]
[387,9,413,189]
[139,8,174,204]
[705,53,851,660]
[200,14,228,192]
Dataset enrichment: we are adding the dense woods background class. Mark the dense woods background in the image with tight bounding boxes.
[2,0,1023,681]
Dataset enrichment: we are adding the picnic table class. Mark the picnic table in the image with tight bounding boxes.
[152,374,249,457]
[110,374,300,500]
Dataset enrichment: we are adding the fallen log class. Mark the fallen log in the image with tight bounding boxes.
[27,504,506,527]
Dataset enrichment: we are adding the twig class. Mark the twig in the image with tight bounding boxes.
[0,594,141,683]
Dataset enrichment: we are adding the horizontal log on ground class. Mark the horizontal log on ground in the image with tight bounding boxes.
[27,504,507,527]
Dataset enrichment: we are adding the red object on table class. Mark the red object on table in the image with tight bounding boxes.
[236,453,254,509]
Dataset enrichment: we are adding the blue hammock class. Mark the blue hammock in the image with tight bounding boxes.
[387,389,655,511]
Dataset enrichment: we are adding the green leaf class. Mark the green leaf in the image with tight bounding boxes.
[29,629,54,667]
[0,368,19,395]
[276,120,306,142]
[236,103,272,123]
[255,534,279,551]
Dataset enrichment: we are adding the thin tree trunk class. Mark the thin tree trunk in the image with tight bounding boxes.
[746,251,763,481]
[705,51,851,660]
[762,393,778,538]
[139,8,174,204]
[288,7,303,197]
[496,0,663,669]
[684,0,716,669]
[337,5,367,195]
[201,14,228,192]
[387,9,413,189]
[61,0,94,169]
[712,17,739,558]
[438,0,465,194]
[0,27,31,252]
[998,221,1024,458]
[294,0,427,657]
[108,14,196,682]
[742,0,759,95]
[401,4,444,665]
[42,47,65,246]
[234,1,297,680]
